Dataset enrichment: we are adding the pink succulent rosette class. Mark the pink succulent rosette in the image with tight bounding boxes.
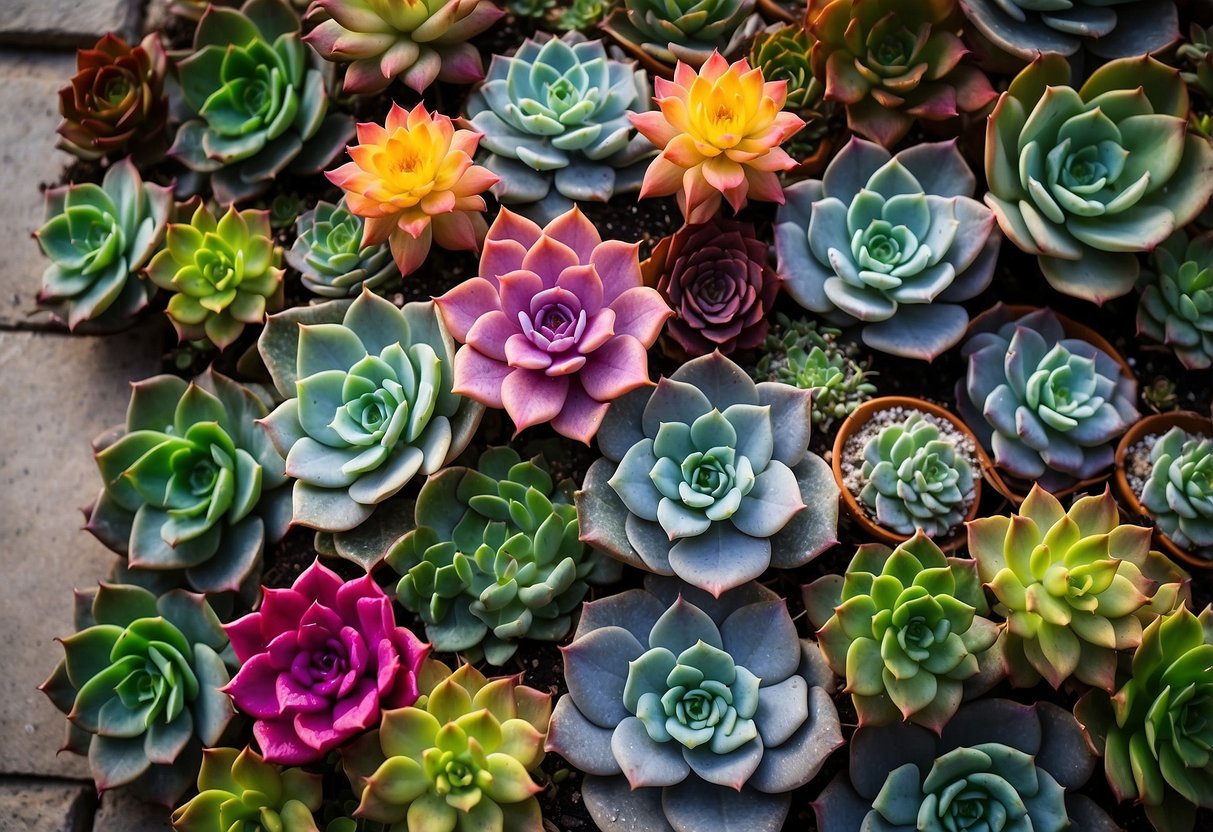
[222,560,429,765]
[435,207,672,444]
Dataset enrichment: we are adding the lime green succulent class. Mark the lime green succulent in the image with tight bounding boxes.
[171,746,322,832]
[1138,228,1213,370]
[287,199,399,299]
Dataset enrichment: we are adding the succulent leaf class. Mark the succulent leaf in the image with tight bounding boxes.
[961,0,1178,61]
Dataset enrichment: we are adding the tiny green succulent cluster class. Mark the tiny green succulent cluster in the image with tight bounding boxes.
[287,199,400,299]
[1138,229,1213,370]
[1142,427,1213,560]
[171,746,322,832]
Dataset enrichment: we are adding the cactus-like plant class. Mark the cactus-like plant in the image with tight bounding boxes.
[35,158,171,331]
[984,54,1213,303]
[170,746,322,832]
[601,0,760,71]
[287,199,400,299]
[776,138,999,360]
[968,485,1189,691]
[957,306,1139,491]
[577,352,838,596]
[1138,229,1213,370]
[1141,427,1213,561]
[961,0,1178,61]
[39,584,236,805]
[804,533,1000,731]
[547,577,842,832]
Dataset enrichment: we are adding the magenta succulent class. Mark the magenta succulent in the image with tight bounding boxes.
[435,207,671,444]
[221,560,430,765]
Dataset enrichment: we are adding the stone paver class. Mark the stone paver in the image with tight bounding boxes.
[93,790,173,832]
[0,0,136,47]
[0,325,164,779]
[0,778,95,832]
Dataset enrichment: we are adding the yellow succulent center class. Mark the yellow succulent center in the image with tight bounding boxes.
[688,74,760,150]
[372,128,441,206]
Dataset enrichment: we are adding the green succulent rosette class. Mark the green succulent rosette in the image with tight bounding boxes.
[286,198,399,299]
[35,158,171,331]
[170,0,354,205]
[1138,229,1213,370]
[171,746,322,832]
[40,584,237,805]
[387,447,615,665]
[1141,427,1213,561]
[601,0,760,70]
[748,24,822,114]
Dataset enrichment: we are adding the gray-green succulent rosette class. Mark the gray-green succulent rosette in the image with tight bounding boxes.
[775,138,999,361]
[601,0,761,70]
[286,198,399,299]
[466,31,656,221]
[1138,229,1213,370]
[577,352,838,596]
[170,0,355,205]
[39,583,237,805]
[35,157,171,331]
[1142,427,1213,561]
[387,446,618,665]
[960,0,1178,61]
[87,370,290,598]
[259,288,483,545]
[547,576,843,832]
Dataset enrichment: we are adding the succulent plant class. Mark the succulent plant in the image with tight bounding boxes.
[749,24,823,114]
[465,32,655,221]
[287,199,400,299]
[960,0,1178,61]
[1075,606,1213,832]
[1141,427,1213,560]
[775,138,999,360]
[35,158,171,331]
[435,207,669,444]
[808,0,995,148]
[87,370,290,597]
[642,216,780,357]
[340,661,551,831]
[327,102,498,276]
[223,560,430,764]
[268,193,306,230]
[1179,24,1213,101]
[259,289,483,536]
[170,0,239,19]
[984,54,1213,304]
[630,53,803,223]
[507,0,554,17]
[547,576,842,832]
[56,33,168,163]
[1144,378,1181,413]
[147,203,284,350]
[556,0,612,30]
[814,698,1119,832]
[40,584,237,805]
[171,0,355,205]
[577,352,838,595]
[304,0,504,94]
[969,485,1189,691]
[1138,229,1213,370]
[753,315,876,429]
[171,746,322,832]
[601,0,760,70]
[958,305,1139,490]
[804,533,1000,730]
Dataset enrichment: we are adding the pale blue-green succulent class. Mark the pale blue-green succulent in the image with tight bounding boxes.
[1141,427,1213,561]
[1138,229,1213,370]
[287,199,399,299]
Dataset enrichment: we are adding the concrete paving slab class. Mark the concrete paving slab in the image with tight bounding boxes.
[93,790,173,832]
[0,778,95,832]
[0,0,137,48]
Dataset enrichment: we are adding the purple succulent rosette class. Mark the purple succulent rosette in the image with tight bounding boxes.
[547,576,843,832]
[577,352,838,596]
[222,560,430,764]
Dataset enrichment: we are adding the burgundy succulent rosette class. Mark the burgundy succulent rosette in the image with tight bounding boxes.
[221,560,430,764]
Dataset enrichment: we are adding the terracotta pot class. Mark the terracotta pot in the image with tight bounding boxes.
[832,396,994,552]
[1113,411,1213,572]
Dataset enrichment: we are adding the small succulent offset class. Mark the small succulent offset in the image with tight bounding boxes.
[57,33,168,163]
[435,207,670,444]
[968,485,1189,691]
[749,24,823,114]
[808,0,996,148]
[630,53,803,224]
[222,561,430,764]
[1142,427,1213,561]
[960,0,1178,61]
[35,158,171,331]
[984,54,1213,304]
[804,534,1000,731]
[958,306,1139,491]
[465,32,655,221]
[1179,24,1213,101]
[40,584,236,805]
[1138,229,1213,370]
[387,447,610,665]
[259,290,483,535]
[170,746,322,832]
[556,0,612,30]
[171,0,354,205]
[340,662,551,832]
[577,352,839,596]
[547,577,843,832]
[304,0,504,94]
[776,139,998,360]
[859,412,976,537]
[88,371,291,597]
[814,698,1119,832]
[601,0,760,70]
[1075,606,1213,832]
[287,199,400,299]
[147,203,284,350]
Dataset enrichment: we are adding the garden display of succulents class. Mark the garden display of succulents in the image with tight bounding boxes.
[27,2,1213,830]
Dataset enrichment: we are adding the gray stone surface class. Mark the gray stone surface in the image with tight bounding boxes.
[0,778,94,832]
[93,790,173,832]
[0,325,165,779]
[0,0,137,47]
